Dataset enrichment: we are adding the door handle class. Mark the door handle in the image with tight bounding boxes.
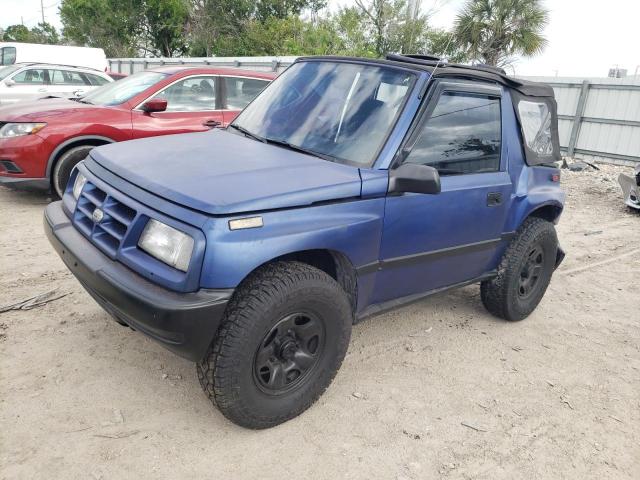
[487,192,502,207]
[38,88,47,92]
[203,119,221,128]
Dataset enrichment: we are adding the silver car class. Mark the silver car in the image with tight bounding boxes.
[0,63,113,106]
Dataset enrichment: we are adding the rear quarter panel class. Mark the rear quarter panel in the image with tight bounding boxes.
[501,89,565,234]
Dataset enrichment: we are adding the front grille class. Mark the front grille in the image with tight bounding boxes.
[73,181,137,258]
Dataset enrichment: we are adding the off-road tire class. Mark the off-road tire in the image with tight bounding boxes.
[481,217,558,321]
[52,145,94,198]
[197,261,352,429]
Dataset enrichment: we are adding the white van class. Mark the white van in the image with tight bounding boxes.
[0,42,108,71]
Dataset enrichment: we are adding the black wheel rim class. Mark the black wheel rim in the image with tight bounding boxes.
[253,312,325,395]
[518,245,544,299]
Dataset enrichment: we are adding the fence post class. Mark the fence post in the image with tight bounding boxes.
[567,80,590,157]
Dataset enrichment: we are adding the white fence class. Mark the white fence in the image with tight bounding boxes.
[107,57,640,166]
[107,56,297,74]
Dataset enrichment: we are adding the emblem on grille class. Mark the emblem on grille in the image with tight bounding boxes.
[92,208,104,223]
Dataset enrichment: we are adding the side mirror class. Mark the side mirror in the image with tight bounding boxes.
[141,98,167,113]
[4,79,15,87]
[388,163,441,195]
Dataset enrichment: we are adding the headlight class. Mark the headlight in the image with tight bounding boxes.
[138,219,194,272]
[72,172,87,200]
[0,122,47,138]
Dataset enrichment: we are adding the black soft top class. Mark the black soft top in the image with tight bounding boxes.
[296,54,554,98]
[296,54,561,166]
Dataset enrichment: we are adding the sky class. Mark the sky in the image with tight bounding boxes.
[2,0,639,78]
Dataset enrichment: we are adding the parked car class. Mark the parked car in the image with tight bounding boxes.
[0,63,113,106]
[106,71,128,81]
[0,42,108,70]
[44,55,565,429]
[0,66,275,196]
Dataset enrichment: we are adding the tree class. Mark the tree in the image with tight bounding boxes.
[187,0,254,57]
[61,0,188,57]
[187,0,326,57]
[242,16,340,56]
[30,22,61,44]
[60,0,143,57]
[143,0,189,56]
[1,22,61,44]
[2,25,32,42]
[453,0,549,66]
[348,0,466,59]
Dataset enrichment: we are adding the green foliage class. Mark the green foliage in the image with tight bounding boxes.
[2,22,60,44]
[60,0,143,57]
[144,0,190,56]
[241,16,341,56]
[60,0,189,57]
[3,25,32,42]
[3,0,544,67]
[454,0,549,66]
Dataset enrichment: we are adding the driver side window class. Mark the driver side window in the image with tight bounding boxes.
[404,90,502,175]
[150,76,217,112]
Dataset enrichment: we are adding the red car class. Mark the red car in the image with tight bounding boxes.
[0,66,276,196]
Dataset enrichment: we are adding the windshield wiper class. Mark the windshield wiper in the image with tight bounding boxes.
[264,138,336,163]
[228,124,266,143]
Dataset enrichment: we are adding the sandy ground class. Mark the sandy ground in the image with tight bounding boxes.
[0,163,638,480]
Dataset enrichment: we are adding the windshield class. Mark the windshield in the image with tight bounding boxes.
[0,64,21,81]
[232,61,416,166]
[81,71,168,106]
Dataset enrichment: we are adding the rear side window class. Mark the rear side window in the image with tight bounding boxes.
[224,77,269,110]
[404,91,502,175]
[50,69,88,85]
[0,47,16,65]
[517,100,553,156]
[12,69,47,85]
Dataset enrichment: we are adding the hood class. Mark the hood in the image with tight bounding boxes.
[0,98,97,122]
[89,129,363,215]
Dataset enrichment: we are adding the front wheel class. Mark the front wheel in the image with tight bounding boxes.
[197,261,352,429]
[51,145,94,198]
[481,217,559,321]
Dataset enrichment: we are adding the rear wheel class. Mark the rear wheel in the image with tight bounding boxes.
[51,145,94,198]
[197,261,352,429]
[481,217,558,321]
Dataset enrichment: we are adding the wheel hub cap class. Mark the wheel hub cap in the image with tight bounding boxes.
[254,313,325,395]
[518,245,544,299]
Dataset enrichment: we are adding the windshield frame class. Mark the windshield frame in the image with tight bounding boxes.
[231,58,420,169]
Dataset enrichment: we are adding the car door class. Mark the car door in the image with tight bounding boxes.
[2,67,49,104]
[131,74,224,139]
[372,80,513,304]
[221,76,270,124]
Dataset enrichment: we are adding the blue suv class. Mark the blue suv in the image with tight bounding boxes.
[44,55,565,429]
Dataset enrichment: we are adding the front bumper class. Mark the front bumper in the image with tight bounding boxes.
[44,201,233,362]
